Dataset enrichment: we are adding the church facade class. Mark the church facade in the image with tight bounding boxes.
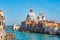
[20,8,60,34]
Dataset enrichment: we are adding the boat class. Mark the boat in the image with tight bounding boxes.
[13,24,20,30]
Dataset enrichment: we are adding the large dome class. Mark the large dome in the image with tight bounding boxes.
[27,8,37,22]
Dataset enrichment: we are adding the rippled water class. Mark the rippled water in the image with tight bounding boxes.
[6,26,60,40]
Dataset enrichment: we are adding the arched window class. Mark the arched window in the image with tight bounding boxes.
[0,21,1,25]
[2,22,3,25]
[3,23,5,30]
[0,14,1,16]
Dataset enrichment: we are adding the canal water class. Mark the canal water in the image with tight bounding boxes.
[6,26,60,40]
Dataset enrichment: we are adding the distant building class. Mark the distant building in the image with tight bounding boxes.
[21,20,38,32]
[21,21,28,31]
[13,24,20,30]
[21,8,45,32]
[0,10,6,40]
[20,8,60,35]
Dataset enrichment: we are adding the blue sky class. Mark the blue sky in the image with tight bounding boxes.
[0,0,60,26]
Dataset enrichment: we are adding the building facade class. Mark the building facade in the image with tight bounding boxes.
[21,8,45,32]
[20,8,60,34]
[0,10,6,40]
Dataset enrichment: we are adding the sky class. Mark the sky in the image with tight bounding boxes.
[0,0,60,26]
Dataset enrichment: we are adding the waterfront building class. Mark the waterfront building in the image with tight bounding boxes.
[0,10,6,40]
[21,20,31,31]
[57,23,60,34]
[44,26,50,33]
[21,8,38,31]
[21,8,45,32]
[37,22,44,33]
[58,28,60,34]
[20,8,60,35]
[21,19,38,32]
[30,21,38,32]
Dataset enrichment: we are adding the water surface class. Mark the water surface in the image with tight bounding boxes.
[6,26,60,40]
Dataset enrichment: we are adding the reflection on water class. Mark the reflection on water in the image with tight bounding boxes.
[6,26,60,40]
